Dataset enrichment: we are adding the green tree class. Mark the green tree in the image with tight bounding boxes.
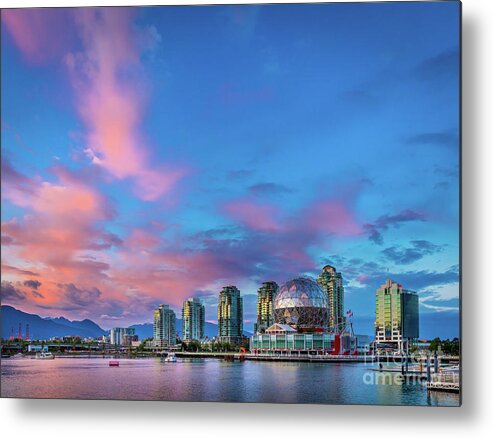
[429,337,441,352]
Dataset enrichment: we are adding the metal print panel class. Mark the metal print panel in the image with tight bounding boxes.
[0,1,461,406]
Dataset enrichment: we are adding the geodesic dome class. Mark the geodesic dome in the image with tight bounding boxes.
[274,277,329,330]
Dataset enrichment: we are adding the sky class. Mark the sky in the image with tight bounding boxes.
[1,3,460,334]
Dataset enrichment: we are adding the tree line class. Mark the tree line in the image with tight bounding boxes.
[428,337,460,356]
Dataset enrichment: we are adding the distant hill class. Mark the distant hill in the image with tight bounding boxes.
[45,316,106,336]
[1,305,107,340]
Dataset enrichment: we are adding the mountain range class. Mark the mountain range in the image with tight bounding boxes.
[1,305,107,340]
[1,305,251,341]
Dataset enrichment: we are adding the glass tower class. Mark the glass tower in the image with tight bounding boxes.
[182,297,205,341]
[110,327,136,346]
[254,281,278,334]
[153,304,176,347]
[317,265,345,333]
[217,286,243,345]
[375,279,419,352]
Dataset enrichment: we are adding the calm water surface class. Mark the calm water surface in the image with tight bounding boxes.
[1,356,459,406]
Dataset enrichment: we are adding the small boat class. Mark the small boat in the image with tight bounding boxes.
[164,352,177,362]
[35,352,55,360]
[109,360,120,367]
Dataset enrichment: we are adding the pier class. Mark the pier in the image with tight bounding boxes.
[425,369,460,393]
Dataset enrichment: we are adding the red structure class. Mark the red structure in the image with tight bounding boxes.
[331,334,342,355]
[17,323,22,340]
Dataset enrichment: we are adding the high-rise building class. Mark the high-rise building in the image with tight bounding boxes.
[153,304,176,348]
[110,327,137,346]
[182,297,205,341]
[217,286,243,345]
[317,264,345,333]
[374,279,419,352]
[110,327,124,345]
[254,281,278,334]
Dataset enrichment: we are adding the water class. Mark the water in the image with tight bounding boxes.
[1,357,460,406]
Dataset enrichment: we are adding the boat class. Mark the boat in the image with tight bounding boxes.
[164,352,177,362]
[109,360,120,367]
[35,352,55,360]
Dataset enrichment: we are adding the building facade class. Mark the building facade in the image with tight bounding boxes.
[254,281,279,334]
[250,323,336,355]
[317,264,345,333]
[182,297,205,341]
[153,304,176,348]
[250,277,356,356]
[374,279,419,352]
[217,286,243,345]
[110,327,137,346]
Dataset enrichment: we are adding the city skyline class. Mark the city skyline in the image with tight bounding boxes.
[1,3,459,333]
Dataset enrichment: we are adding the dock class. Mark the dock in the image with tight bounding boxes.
[426,370,460,393]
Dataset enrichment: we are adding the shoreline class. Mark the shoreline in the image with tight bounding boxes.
[3,351,461,365]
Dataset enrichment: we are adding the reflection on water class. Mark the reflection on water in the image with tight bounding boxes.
[0,357,460,406]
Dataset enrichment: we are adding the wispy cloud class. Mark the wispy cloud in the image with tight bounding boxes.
[364,209,426,245]
[248,182,292,197]
[1,8,76,64]
[1,281,27,302]
[415,49,459,81]
[405,131,458,148]
[23,280,42,290]
[3,8,188,202]
[66,8,187,201]
[381,240,444,265]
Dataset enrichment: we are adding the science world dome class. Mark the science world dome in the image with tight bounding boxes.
[273,277,329,330]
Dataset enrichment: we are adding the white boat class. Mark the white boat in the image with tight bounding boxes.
[35,352,55,360]
[164,352,177,362]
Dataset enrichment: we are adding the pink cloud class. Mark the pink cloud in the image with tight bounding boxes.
[2,162,116,289]
[305,200,362,236]
[126,229,161,251]
[356,274,369,284]
[65,8,187,201]
[223,200,281,232]
[1,8,76,64]
[223,197,361,237]
[3,8,187,202]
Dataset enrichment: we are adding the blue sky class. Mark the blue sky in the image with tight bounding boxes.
[1,2,460,335]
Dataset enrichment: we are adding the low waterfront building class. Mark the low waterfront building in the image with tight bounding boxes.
[27,344,48,353]
[122,332,138,346]
[374,279,419,353]
[250,323,336,355]
[153,304,176,348]
[355,334,371,354]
